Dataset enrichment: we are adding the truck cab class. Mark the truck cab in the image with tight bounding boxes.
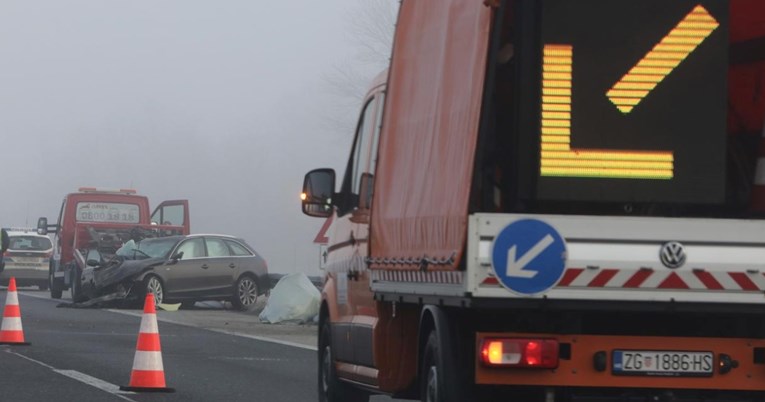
[38,187,189,301]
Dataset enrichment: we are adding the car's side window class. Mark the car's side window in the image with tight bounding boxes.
[175,238,205,259]
[205,238,230,257]
[225,240,252,256]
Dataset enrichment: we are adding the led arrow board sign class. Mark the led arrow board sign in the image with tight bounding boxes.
[535,0,728,204]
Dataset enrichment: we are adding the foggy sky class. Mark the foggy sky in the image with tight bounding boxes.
[0,1,390,275]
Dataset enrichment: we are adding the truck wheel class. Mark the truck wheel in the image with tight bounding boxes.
[421,331,443,402]
[71,266,86,303]
[49,271,62,299]
[318,322,369,402]
[420,328,470,402]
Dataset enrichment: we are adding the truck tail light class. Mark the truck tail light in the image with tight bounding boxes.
[480,338,559,368]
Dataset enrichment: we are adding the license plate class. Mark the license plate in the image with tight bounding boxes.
[10,257,42,263]
[612,350,714,377]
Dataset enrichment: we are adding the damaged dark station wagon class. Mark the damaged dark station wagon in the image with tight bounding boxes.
[79,232,269,311]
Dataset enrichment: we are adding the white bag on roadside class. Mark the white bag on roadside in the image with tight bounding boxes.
[259,273,320,324]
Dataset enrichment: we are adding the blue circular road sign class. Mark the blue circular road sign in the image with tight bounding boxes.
[491,219,567,295]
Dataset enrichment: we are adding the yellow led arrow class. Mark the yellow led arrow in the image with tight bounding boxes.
[541,45,674,179]
[606,5,719,114]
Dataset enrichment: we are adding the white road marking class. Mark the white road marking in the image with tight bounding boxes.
[108,310,318,351]
[214,356,299,362]
[5,350,137,401]
[55,370,136,397]
[16,291,318,351]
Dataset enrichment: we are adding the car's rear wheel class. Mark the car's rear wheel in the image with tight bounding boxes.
[232,275,259,311]
[144,275,164,305]
[38,282,49,291]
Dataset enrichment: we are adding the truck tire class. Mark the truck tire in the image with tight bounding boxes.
[421,331,445,402]
[71,265,86,303]
[420,326,472,402]
[49,267,62,299]
[318,322,369,402]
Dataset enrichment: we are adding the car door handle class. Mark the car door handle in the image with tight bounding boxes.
[229,263,236,269]
[201,264,209,269]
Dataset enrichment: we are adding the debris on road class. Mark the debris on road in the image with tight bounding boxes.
[258,273,320,324]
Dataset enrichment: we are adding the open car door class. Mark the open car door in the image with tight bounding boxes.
[151,200,190,235]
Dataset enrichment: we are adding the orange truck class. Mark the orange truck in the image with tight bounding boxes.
[37,187,189,301]
[301,1,765,401]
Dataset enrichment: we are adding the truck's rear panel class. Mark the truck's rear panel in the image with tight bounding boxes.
[469,213,765,305]
[465,213,765,393]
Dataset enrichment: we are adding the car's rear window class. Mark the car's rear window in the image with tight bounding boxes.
[9,236,52,251]
[225,240,252,256]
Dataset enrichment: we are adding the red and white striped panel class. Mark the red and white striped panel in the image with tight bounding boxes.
[482,268,765,291]
[371,270,464,285]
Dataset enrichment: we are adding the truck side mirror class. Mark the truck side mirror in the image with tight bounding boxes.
[302,168,335,218]
[37,217,48,235]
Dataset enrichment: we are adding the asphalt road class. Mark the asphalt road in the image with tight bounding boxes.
[0,289,408,402]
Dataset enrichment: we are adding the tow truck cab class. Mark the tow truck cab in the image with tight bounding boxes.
[38,187,189,300]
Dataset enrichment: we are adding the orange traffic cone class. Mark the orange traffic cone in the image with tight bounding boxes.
[0,277,30,345]
[120,293,174,392]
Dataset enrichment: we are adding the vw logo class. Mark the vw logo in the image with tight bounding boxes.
[660,241,686,269]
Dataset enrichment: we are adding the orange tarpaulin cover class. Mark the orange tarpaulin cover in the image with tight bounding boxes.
[370,0,491,270]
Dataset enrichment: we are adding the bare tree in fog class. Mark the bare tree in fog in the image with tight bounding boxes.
[322,0,398,136]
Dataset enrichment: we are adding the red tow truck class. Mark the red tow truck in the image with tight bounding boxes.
[38,187,189,301]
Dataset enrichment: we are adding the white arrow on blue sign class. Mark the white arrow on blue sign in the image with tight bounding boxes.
[491,218,567,295]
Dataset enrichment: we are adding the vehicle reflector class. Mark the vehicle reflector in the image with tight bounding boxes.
[480,338,559,368]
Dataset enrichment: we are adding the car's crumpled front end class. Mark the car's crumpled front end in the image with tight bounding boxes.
[80,256,166,302]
